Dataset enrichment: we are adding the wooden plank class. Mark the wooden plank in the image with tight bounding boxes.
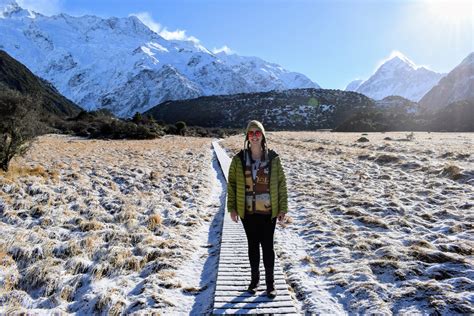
[215,279,288,286]
[214,295,290,303]
[213,290,293,298]
[216,274,285,280]
[213,301,295,309]
[212,141,231,182]
[213,307,297,314]
[215,283,289,291]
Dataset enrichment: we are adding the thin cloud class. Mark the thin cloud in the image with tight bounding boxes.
[130,12,200,43]
[129,12,161,33]
[212,45,234,55]
[16,0,62,16]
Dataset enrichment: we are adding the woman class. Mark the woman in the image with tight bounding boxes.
[227,120,288,299]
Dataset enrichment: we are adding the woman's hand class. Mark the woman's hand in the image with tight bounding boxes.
[277,212,286,222]
[230,211,239,223]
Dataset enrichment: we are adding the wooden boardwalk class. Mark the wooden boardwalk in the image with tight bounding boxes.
[212,141,297,315]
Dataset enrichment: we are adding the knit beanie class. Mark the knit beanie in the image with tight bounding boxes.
[245,120,266,140]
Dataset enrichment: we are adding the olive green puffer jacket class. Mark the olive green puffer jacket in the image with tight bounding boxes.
[227,149,288,219]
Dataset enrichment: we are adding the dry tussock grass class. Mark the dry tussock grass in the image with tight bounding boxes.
[114,203,137,223]
[0,249,14,266]
[440,165,463,180]
[59,285,75,302]
[79,220,104,231]
[0,134,215,313]
[91,262,111,280]
[358,215,389,229]
[156,269,176,281]
[301,255,314,264]
[147,214,162,230]
[80,235,100,255]
[21,258,62,296]
[109,300,126,316]
[222,131,473,314]
[65,257,90,275]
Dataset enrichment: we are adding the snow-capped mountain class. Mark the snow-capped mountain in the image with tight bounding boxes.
[345,79,363,92]
[0,1,319,117]
[350,54,445,101]
[419,52,474,110]
[216,52,319,91]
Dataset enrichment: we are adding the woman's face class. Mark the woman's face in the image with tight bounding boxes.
[247,128,263,148]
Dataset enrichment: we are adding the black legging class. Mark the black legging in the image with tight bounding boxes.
[242,213,277,289]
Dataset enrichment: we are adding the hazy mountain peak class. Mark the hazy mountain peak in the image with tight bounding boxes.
[353,53,444,101]
[383,54,417,70]
[460,52,474,65]
[345,79,364,91]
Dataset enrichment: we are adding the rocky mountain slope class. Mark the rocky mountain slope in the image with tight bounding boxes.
[0,49,81,118]
[419,52,474,111]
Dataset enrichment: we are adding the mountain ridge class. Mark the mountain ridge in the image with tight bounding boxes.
[0,1,319,117]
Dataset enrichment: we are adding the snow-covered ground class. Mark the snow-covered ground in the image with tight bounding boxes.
[221,131,473,315]
[0,134,225,314]
[1,132,472,314]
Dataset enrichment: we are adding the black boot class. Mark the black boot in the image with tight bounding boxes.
[265,272,276,298]
[266,287,277,299]
[247,269,259,294]
[247,279,259,294]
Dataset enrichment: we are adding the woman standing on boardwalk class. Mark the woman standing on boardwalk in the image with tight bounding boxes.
[227,120,288,299]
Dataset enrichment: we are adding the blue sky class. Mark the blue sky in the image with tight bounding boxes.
[17,0,474,89]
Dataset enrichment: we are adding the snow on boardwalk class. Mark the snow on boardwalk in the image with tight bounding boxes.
[212,141,297,315]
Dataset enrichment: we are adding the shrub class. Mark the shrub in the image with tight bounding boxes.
[132,112,143,124]
[175,121,187,136]
[0,90,42,171]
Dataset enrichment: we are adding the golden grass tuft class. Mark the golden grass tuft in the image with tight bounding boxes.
[60,285,75,302]
[182,286,203,294]
[374,154,400,164]
[81,235,99,254]
[91,263,111,280]
[2,164,59,182]
[358,215,389,229]
[325,266,337,274]
[108,247,143,271]
[156,269,176,281]
[80,220,104,232]
[95,293,112,314]
[125,256,144,271]
[147,214,162,230]
[0,250,15,267]
[65,257,90,275]
[115,204,137,223]
[301,255,314,264]
[173,200,184,208]
[308,266,322,275]
[410,246,463,264]
[149,170,161,181]
[440,165,463,180]
[109,301,126,316]
[21,258,62,296]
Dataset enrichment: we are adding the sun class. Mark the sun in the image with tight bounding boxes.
[424,0,473,25]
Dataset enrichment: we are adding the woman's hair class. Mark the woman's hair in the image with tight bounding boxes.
[244,135,267,160]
